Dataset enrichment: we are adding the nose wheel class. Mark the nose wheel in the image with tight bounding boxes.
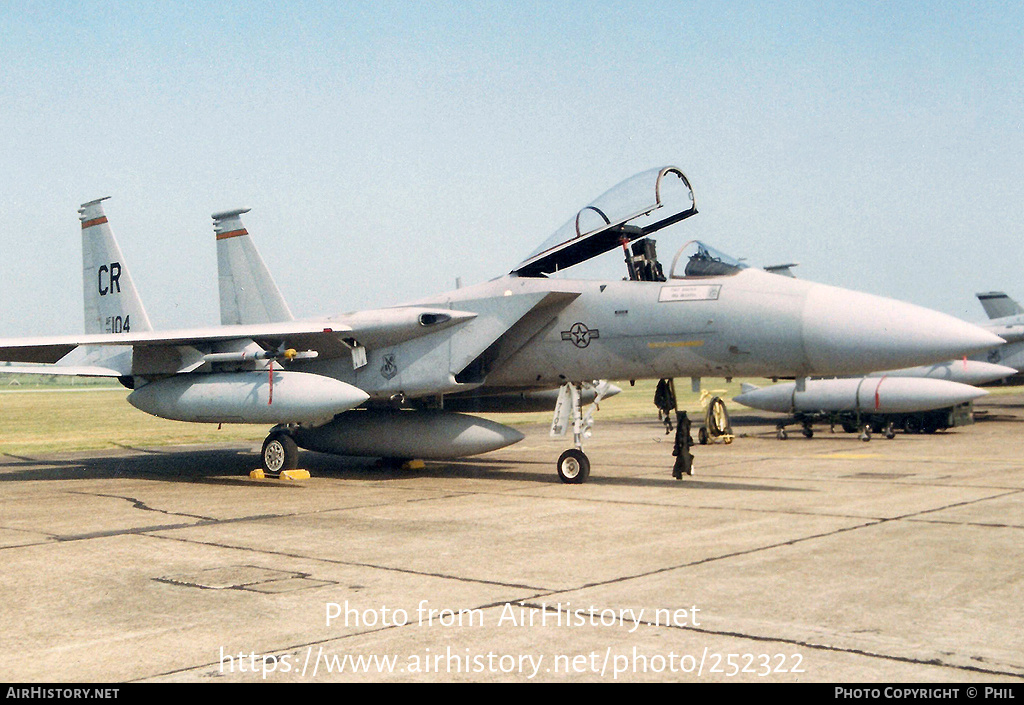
[551,382,607,484]
[557,448,591,484]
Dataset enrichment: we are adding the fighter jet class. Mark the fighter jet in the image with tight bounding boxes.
[972,291,1024,375]
[0,167,1005,482]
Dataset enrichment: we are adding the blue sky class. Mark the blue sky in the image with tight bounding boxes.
[2,1,1022,335]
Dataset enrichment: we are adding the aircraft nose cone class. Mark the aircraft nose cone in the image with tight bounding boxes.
[802,284,1005,375]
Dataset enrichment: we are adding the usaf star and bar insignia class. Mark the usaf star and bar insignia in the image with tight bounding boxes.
[561,322,599,349]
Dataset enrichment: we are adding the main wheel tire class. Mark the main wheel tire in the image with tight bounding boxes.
[262,432,298,474]
[556,449,590,484]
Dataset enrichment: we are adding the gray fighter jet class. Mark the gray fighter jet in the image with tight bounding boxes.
[973,291,1024,375]
[0,167,1005,482]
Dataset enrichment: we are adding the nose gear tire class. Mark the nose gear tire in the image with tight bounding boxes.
[557,449,590,484]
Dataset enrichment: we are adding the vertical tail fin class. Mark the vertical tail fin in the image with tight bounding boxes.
[977,292,1023,320]
[80,197,153,335]
[213,209,294,325]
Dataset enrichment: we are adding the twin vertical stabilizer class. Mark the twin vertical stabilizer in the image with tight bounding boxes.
[977,291,1024,321]
[213,209,294,325]
[80,197,153,336]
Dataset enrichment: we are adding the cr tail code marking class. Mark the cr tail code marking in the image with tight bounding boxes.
[97,262,122,295]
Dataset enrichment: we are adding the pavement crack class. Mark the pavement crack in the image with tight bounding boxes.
[147,532,547,592]
[501,602,1024,680]
[893,489,1023,523]
[67,490,213,522]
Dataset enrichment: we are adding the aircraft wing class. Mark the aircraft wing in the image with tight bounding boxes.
[0,364,125,377]
[0,307,476,371]
[0,321,349,364]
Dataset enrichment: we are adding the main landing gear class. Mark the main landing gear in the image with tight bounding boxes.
[251,429,309,480]
[261,430,298,474]
[551,381,610,483]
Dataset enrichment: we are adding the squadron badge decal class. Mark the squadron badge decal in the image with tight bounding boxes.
[380,353,398,380]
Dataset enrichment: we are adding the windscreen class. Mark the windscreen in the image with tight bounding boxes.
[668,240,748,279]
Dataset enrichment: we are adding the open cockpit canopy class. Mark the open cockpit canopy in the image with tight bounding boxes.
[512,166,696,278]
